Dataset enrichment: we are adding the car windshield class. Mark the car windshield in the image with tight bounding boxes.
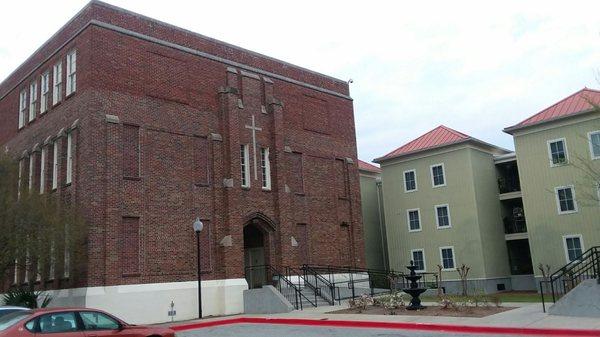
[0,311,32,331]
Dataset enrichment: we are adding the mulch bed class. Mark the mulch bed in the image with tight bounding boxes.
[330,305,515,318]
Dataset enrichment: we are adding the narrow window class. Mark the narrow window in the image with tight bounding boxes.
[407,209,421,232]
[66,133,73,184]
[29,81,38,121]
[589,131,600,160]
[24,249,30,283]
[13,258,18,284]
[435,204,451,228]
[240,144,250,187]
[431,164,445,187]
[404,170,417,192]
[36,253,42,282]
[123,125,140,178]
[53,62,62,105]
[63,223,70,278]
[440,247,455,270]
[49,242,56,280]
[40,147,46,194]
[548,139,568,166]
[261,147,271,190]
[563,236,584,263]
[40,72,50,113]
[52,141,58,190]
[411,249,425,272]
[28,155,34,191]
[19,90,27,129]
[17,159,23,199]
[556,186,577,214]
[66,50,77,95]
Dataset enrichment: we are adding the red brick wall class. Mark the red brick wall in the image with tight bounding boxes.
[1,2,364,291]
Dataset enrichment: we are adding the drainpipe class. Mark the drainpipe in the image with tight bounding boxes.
[375,177,389,270]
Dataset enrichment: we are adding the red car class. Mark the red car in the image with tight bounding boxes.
[0,307,175,337]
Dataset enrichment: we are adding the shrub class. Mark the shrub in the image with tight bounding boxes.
[348,294,374,313]
[488,295,502,307]
[2,288,51,309]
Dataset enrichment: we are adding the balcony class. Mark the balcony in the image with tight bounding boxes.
[503,216,527,235]
[496,156,522,200]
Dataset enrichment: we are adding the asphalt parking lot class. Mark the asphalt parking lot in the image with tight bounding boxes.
[175,323,535,337]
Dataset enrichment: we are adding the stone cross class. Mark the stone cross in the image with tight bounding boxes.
[245,114,262,180]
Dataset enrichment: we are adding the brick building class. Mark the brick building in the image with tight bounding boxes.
[0,1,364,323]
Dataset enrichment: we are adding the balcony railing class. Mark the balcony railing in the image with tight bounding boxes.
[503,217,527,234]
[498,176,521,194]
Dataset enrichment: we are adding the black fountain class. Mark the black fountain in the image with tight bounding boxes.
[403,261,426,310]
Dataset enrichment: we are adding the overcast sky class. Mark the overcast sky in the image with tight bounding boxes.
[1,1,599,163]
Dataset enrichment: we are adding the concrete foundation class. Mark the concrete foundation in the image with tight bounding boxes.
[243,285,294,314]
[549,279,600,318]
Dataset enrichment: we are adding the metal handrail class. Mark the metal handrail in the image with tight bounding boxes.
[540,246,600,312]
[301,265,337,305]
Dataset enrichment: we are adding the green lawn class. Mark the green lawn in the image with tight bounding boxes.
[420,291,542,303]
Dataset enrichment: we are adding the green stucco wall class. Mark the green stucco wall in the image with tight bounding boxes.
[513,114,600,276]
[380,145,510,281]
[359,172,387,270]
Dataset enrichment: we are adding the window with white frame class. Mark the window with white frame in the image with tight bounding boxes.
[548,138,568,166]
[66,50,76,95]
[411,249,425,272]
[66,133,73,184]
[431,164,445,187]
[440,246,455,270]
[407,209,421,232]
[563,235,584,263]
[40,72,49,113]
[28,155,34,191]
[435,204,451,228]
[40,147,46,194]
[589,131,600,160]
[260,147,271,190]
[404,169,417,192]
[240,144,250,188]
[52,141,59,190]
[53,62,62,105]
[19,90,27,129]
[555,186,577,214]
[29,81,38,121]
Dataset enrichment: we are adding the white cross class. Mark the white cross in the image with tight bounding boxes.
[245,115,262,180]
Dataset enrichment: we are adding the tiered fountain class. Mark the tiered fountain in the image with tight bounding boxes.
[403,261,427,310]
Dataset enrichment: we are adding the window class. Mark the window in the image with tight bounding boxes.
[80,311,120,331]
[13,259,18,284]
[555,186,577,214]
[28,155,34,191]
[66,50,76,95]
[589,131,600,160]
[40,72,49,113]
[19,90,27,129]
[260,147,271,190]
[24,250,30,283]
[548,138,568,166]
[52,141,58,190]
[63,223,70,279]
[17,159,23,199]
[123,125,140,178]
[563,235,584,263]
[240,144,250,187]
[406,209,421,232]
[411,249,425,272]
[40,147,46,194]
[66,133,73,184]
[53,62,62,105]
[404,169,417,192]
[430,163,445,187]
[435,204,451,228]
[29,82,37,121]
[38,312,78,333]
[49,242,55,280]
[440,246,455,270]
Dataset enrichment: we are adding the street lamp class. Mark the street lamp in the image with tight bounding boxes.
[193,217,204,319]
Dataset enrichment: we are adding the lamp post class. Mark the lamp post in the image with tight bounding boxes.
[193,217,204,319]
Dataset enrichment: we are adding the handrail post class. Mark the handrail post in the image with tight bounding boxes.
[350,270,356,300]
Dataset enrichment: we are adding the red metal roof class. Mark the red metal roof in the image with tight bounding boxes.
[506,88,600,132]
[378,125,471,160]
[358,159,381,173]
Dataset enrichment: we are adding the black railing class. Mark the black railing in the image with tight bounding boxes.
[503,217,527,234]
[303,264,438,303]
[285,266,321,307]
[244,265,317,310]
[301,265,338,305]
[540,246,600,312]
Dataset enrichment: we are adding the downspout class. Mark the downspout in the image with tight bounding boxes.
[376,177,389,270]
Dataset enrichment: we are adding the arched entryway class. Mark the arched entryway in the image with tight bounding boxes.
[243,214,274,288]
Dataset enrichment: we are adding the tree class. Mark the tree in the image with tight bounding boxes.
[0,152,87,288]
